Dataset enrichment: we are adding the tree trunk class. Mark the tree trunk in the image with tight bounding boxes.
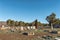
[51,23,53,30]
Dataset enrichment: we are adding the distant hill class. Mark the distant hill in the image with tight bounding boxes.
[0,21,6,27]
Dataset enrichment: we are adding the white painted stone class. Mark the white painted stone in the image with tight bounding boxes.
[21,26,24,30]
[33,26,35,29]
[2,25,5,28]
[27,26,30,29]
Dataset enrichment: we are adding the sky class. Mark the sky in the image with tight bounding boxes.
[0,0,60,23]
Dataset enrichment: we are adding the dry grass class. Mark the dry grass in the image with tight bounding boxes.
[0,33,43,40]
[0,29,59,40]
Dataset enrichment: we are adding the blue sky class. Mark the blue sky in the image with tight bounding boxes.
[0,0,60,23]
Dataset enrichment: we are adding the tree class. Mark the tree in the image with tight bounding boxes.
[18,21,25,26]
[38,22,42,26]
[7,19,15,26]
[53,18,60,24]
[25,23,29,26]
[18,21,21,26]
[15,21,19,26]
[10,20,15,26]
[35,19,38,29]
[7,19,11,26]
[46,13,56,30]
[29,23,32,26]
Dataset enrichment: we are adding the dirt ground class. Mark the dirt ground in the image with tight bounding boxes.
[0,33,41,40]
[0,32,58,40]
[0,29,59,40]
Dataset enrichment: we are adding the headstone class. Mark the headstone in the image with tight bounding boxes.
[21,26,23,30]
[33,26,35,29]
[27,26,30,30]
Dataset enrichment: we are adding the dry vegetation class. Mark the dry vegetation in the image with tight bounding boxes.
[0,33,43,40]
[0,29,59,40]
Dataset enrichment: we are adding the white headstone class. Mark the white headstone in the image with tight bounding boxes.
[33,26,35,29]
[2,25,4,28]
[27,26,30,29]
[21,26,23,30]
